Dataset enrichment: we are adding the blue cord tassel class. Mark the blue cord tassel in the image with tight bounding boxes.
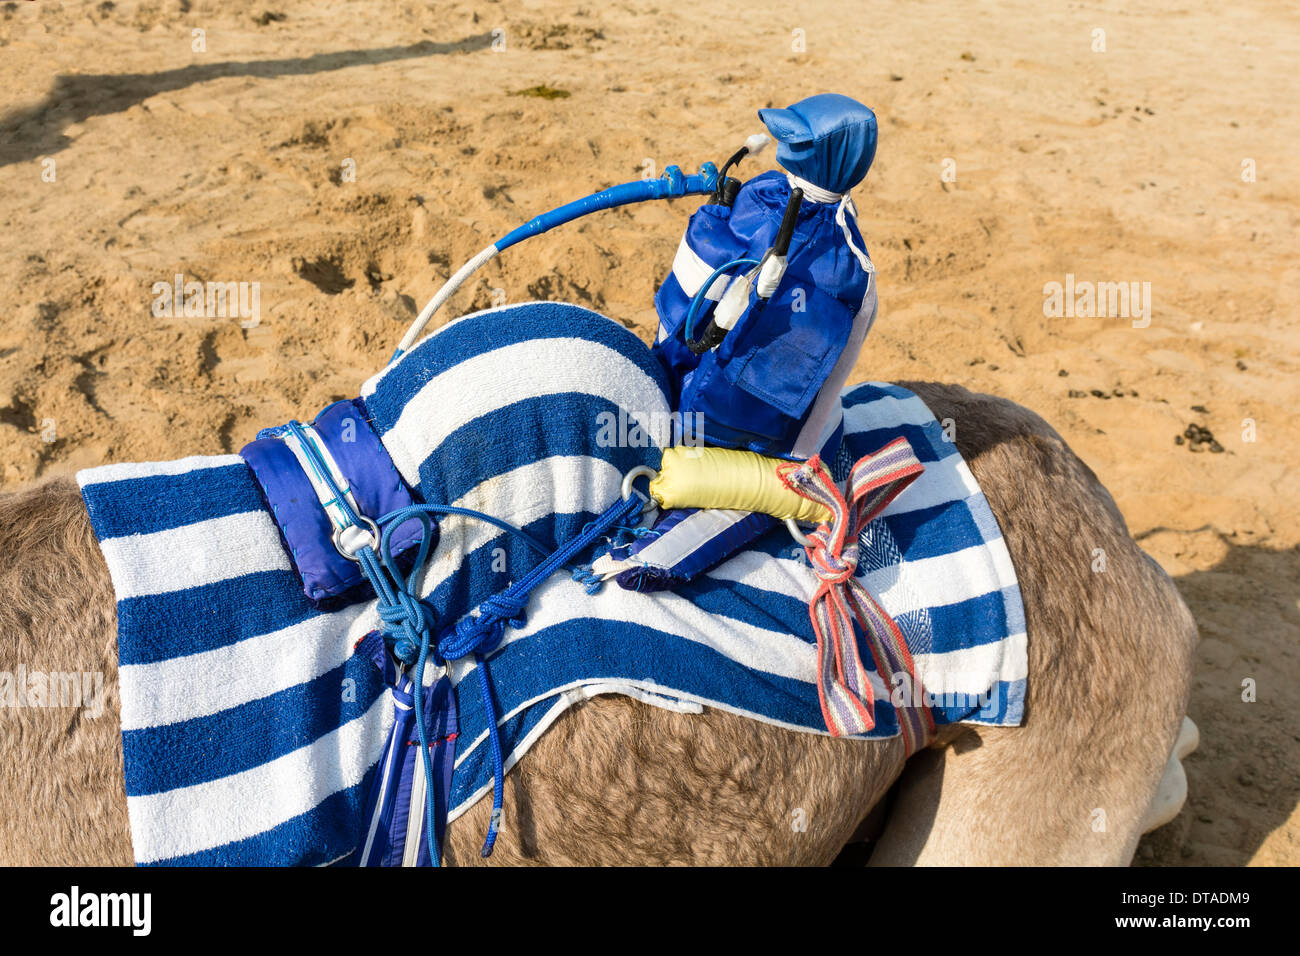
[281,421,643,863]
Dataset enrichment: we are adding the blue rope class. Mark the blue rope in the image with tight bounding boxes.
[374,496,643,859]
[283,418,644,863]
[570,564,605,594]
[570,514,663,595]
[682,256,760,346]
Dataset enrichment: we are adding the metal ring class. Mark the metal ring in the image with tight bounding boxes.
[785,517,815,548]
[621,465,660,514]
[331,515,381,562]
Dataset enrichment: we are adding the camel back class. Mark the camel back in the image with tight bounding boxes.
[76,303,1026,866]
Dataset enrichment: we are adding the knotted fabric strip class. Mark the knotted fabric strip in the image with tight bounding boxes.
[776,438,934,752]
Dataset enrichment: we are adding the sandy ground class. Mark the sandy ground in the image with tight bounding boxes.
[1,0,1296,865]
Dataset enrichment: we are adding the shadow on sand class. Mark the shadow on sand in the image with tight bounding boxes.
[0,33,494,167]
[1133,534,1300,866]
[832,536,1299,867]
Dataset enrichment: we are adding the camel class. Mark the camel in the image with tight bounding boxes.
[0,374,1198,866]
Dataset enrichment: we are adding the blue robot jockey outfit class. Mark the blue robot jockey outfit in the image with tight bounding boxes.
[594,93,883,592]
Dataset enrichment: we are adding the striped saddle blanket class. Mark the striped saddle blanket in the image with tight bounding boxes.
[77,302,1027,866]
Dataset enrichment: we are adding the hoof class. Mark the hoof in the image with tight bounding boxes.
[1141,716,1200,834]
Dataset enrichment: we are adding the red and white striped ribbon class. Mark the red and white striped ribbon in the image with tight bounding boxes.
[777,438,934,751]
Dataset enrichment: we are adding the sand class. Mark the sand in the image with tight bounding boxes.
[1,0,1296,865]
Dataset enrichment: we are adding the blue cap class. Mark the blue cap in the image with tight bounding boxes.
[757,93,878,194]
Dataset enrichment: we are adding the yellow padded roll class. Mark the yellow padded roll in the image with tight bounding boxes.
[649,446,832,524]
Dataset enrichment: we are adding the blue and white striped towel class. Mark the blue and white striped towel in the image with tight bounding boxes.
[77,302,1026,866]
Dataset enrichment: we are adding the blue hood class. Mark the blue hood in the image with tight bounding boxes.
[757,93,878,194]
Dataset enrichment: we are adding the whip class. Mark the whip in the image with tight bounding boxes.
[393,134,770,360]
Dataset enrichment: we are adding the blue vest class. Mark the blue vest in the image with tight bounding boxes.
[652,170,874,458]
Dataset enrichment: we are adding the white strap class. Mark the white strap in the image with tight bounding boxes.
[835,196,874,273]
[786,173,841,204]
[671,234,731,300]
[786,173,873,274]
[280,423,364,533]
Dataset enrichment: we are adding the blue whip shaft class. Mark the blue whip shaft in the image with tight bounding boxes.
[496,167,717,251]
[394,164,718,358]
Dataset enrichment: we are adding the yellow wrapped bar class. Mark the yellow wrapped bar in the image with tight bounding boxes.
[648,446,832,524]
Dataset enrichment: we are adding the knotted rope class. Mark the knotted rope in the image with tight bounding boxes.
[362,494,644,862]
[776,438,934,752]
[288,416,644,864]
